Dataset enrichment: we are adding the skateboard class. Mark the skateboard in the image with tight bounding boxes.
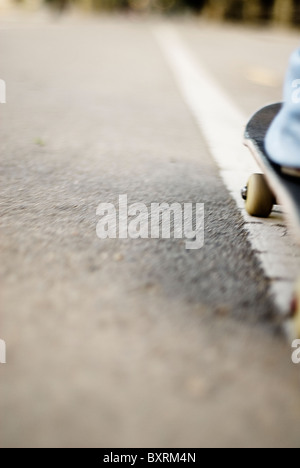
[243,103,300,338]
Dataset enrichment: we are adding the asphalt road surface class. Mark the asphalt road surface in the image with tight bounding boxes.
[1,9,300,448]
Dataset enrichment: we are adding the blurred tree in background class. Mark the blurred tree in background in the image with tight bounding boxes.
[26,0,300,26]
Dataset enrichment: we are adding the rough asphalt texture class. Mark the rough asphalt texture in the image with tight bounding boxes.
[1,12,300,447]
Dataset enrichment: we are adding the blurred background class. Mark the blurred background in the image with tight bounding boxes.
[1,0,300,25]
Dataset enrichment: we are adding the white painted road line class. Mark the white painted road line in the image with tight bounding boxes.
[154,25,300,318]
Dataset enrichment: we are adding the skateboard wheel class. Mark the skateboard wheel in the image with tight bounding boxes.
[244,174,274,218]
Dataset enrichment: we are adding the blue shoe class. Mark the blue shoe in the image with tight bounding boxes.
[265,48,300,172]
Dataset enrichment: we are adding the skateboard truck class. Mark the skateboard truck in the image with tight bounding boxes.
[241,186,247,201]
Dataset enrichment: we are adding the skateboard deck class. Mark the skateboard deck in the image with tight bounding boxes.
[244,103,300,241]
